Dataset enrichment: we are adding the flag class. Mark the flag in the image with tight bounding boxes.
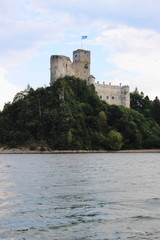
[82,36,87,39]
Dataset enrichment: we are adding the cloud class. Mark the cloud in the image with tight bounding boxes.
[1,0,159,70]
[0,67,21,110]
[0,0,77,110]
[27,0,160,29]
[0,18,68,68]
[0,0,76,69]
[0,0,19,16]
[94,25,160,99]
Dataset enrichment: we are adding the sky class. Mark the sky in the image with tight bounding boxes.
[0,0,160,110]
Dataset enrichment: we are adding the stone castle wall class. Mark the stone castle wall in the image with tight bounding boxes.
[50,55,73,85]
[50,49,90,85]
[95,83,130,108]
[50,49,130,108]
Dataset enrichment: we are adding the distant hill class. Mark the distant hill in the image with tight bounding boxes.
[0,76,160,150]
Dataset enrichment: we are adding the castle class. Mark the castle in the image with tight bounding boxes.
[50,49,130,108]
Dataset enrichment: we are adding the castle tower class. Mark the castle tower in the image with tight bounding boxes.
[72,49,90,80]
[88,75,95,85]
[50,55,73,86]
[121,86,130,108]
[49,50,130,108]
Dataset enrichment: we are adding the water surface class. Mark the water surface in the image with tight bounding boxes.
[0,153,160,239]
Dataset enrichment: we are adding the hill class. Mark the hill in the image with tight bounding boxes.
[0,76,160,150]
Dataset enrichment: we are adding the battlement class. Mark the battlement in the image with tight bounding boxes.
[96,82,129,88]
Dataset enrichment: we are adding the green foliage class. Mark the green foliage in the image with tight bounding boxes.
[130,89,152,118]
[152,97,160,125]
[0,77,160,150]
[98,111,107,130]
[107,130,123,150]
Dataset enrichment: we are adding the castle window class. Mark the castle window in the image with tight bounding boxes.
[100,96,102,99]
[85,64,88,69]
[106,96,109,99]
[112,96,114,99]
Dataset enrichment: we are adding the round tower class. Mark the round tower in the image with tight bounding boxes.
[50,55,73,86]
[88,75,95,85]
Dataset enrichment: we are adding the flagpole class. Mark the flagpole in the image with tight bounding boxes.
[81,38,83,49]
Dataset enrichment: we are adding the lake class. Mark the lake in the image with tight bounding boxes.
[0,153,160,239]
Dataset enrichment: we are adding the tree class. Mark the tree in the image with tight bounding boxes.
[152,97,160,125]
[107,130,123,150]
[98,111,107,129]
[1,76,160,150]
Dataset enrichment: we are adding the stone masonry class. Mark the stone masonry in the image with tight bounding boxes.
[50,49,130,108]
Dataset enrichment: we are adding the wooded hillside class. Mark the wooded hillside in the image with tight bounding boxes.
[0,76,160,150]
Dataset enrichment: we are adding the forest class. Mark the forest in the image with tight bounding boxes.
[0,76,160,150]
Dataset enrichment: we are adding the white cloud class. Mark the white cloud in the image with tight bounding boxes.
[27,0,160,30]
[0,67,21,110]
[0,1,75,69]
[0,0,160,105]
[0,18,66,63]
[1,0,158,71]
[94,25,160,99]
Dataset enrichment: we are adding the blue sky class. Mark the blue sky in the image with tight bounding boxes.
[0,0,160,109]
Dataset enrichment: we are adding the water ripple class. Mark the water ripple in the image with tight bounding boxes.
[0,153,160,239]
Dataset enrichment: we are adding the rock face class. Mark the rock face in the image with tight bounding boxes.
[50,49,130,108]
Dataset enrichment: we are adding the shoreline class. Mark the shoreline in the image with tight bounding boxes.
[0,148,160,154]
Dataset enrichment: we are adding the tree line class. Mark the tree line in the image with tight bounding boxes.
[0,76,160,150]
